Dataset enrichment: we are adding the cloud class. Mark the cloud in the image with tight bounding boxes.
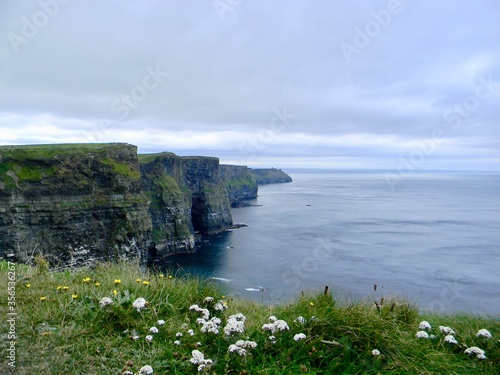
[1,0,499,170]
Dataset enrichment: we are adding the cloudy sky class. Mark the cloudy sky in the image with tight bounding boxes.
[1,1,499,170]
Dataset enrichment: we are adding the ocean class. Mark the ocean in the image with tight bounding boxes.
[162,170,500,316]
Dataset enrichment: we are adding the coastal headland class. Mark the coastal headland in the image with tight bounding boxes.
[0,143,291,267]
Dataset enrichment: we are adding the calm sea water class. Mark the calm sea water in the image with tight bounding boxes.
[163,171,500,315]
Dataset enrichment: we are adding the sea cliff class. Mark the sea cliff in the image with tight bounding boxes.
[0,143,292,267]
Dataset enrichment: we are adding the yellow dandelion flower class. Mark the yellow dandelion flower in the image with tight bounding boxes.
[168,275,173,279]
[309,302,315,306]
[62,286,69,291]
[40,297,47,301]
[56,285,63,291]
[95,282,100,287]
[72,294,78,299]
[136,278,142,283]
[114,279,121,285]
[159,273,164,278]
[143,281,150,286]
[113,289,118,296]
[25,283,31,288]
[83,277,91,283]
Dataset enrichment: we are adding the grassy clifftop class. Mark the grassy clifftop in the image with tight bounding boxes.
[2,260,498,374]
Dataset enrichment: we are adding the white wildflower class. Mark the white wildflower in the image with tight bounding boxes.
[229,313,247,322]
[214,302,224,311]
[418,321,432,330]
[132,297,148,311]
[122,371,134,375]
[176,332,183,337]
[228,344,246,356]
[439,326,455,335]
[200,308,210,320]
[150,327,159,334]
[235,340,257,348]
[138,365,154,375]
[145,335,153,342]
[190,350,205,365]
[132,335,140,340]
[294,333,307,341]
[99,297,114,308]
[262,319,289,334]
[200,319,220,334]
[224,317,245,335]
[465,346,486,359]
[416,331,429,339]
[196,318,206,325]
[268,315,278,322]
[228,340,257,356]
[372,349,381,356]
[157,319,165,326]
[189,304,200,311]
[444,335,458,345]
[211,317,222,325]
[173,340,181,346]
[294,316,306,325]
[476,329,492,339]
[190,350,213,371]
[203,296,214,304]
[188,329,195,336]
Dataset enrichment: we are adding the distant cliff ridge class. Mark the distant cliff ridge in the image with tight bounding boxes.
[0,143,292,267]
[251,168,293,184]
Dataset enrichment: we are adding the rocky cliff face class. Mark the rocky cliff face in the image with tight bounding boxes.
[139,153,233,259]
[0,144,151,267]
[220,165,258,207]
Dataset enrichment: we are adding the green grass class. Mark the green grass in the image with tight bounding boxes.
[1,260,498,374]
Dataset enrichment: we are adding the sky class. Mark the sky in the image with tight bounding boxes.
[1,0,499,171]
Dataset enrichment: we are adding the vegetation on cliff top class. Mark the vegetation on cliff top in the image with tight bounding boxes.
[2,260,498,374]
[0,143,140,188]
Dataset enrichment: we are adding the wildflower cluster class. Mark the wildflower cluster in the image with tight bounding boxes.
[415,321,494,361]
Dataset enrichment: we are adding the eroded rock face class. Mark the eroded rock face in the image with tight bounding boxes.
[0,144,151,267]
[220,165,258,207]
[140,153,233,259]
